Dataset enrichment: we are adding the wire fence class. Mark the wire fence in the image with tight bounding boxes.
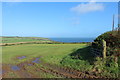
[91,40,107,58]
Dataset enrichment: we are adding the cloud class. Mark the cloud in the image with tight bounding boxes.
[71,2,104,14]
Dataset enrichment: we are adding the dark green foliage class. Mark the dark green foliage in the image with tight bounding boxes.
[93,31,120,56]
[69,46,95,64]
[90,30,119,78]
[93,56,118,78]
[94,31,120,48]
[60,46,118,78]
[60,46,93,72]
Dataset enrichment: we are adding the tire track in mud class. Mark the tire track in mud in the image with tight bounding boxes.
[34,62,100,78]
[2,64,31,78]
[2,63,39,78]
[17,58,101,78]
[16,61,79,78]
[2,64,13,78]
[3,57,101,78]
[15,62,43,78]
[15,69,31,78]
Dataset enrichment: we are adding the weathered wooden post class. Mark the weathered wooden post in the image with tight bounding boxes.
[102,40,106,59]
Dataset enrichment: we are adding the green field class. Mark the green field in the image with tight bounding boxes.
[1,37,52,43]
[2,44,87,64]
[2,43,94,78]
[1,37,118,78]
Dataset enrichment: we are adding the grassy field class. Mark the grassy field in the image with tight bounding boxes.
[1,37,52,43]
[2,44,87,64]
[1,37,118,78]
[2,43,92,78]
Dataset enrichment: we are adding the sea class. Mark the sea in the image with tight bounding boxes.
[49,38,95,43]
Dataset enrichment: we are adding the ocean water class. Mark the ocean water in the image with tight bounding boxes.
[49,38,95,43]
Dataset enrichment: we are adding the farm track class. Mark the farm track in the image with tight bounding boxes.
[2,64,31,78]
[16,59,101,78]
[18,63,43,78]
[18,62,80,78]
[34,62,100,78]
[2,57,101,78]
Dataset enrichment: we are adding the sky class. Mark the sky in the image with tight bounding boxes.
[2,2,118,38]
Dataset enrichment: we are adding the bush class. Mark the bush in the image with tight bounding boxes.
[93,31,120,56]
[94,31,120,48]
[93,56,118,78]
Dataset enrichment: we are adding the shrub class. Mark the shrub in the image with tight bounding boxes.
[94,31,120,48]
[93,31,120,56]
[93,56,118,78]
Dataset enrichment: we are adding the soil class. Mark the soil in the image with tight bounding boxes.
[2,57,102,78]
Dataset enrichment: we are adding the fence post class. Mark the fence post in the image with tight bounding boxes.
[102,40,106,59]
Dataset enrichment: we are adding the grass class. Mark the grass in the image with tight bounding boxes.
[60,46,118,78]
[93,56,118,78]
[2,44,87,65]
[2,43,118,78]
[23,64,58,78]
[60,56,93,71]
[2,43,88,78]
[60,46,94,72]
[1,37,52,43]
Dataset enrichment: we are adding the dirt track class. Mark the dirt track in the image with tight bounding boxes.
[2,57,102,78]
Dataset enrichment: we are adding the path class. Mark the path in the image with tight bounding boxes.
[2,57,102,78]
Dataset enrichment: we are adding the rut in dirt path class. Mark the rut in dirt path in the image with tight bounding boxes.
[34,62,101,78]
[17,57,101,78]
[3,57,102,78]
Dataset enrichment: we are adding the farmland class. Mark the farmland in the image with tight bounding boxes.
[2,44,87,64]
[1,37,119,78]
[1,37,52,43]
[2,43,92,78]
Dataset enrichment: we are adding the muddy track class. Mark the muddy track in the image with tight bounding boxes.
[35,62,100,78]
[17,59,101,78]
[2,57,102,78]
[19,63,77,78]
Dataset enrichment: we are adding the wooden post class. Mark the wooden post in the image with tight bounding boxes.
[115,56,118,63]
[102,40,106,59]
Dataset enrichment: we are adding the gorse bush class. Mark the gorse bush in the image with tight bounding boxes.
[93,31,120,56]
[94,31,120,48]
[91,30,119,78]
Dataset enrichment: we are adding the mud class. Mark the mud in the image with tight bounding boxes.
[2,57,103,78]
[28,64,32,66]
[17,56,26,59]
[11,66,20,71]
[0,70,2,75]
[32,58,40,63]
[35,62,100,78]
